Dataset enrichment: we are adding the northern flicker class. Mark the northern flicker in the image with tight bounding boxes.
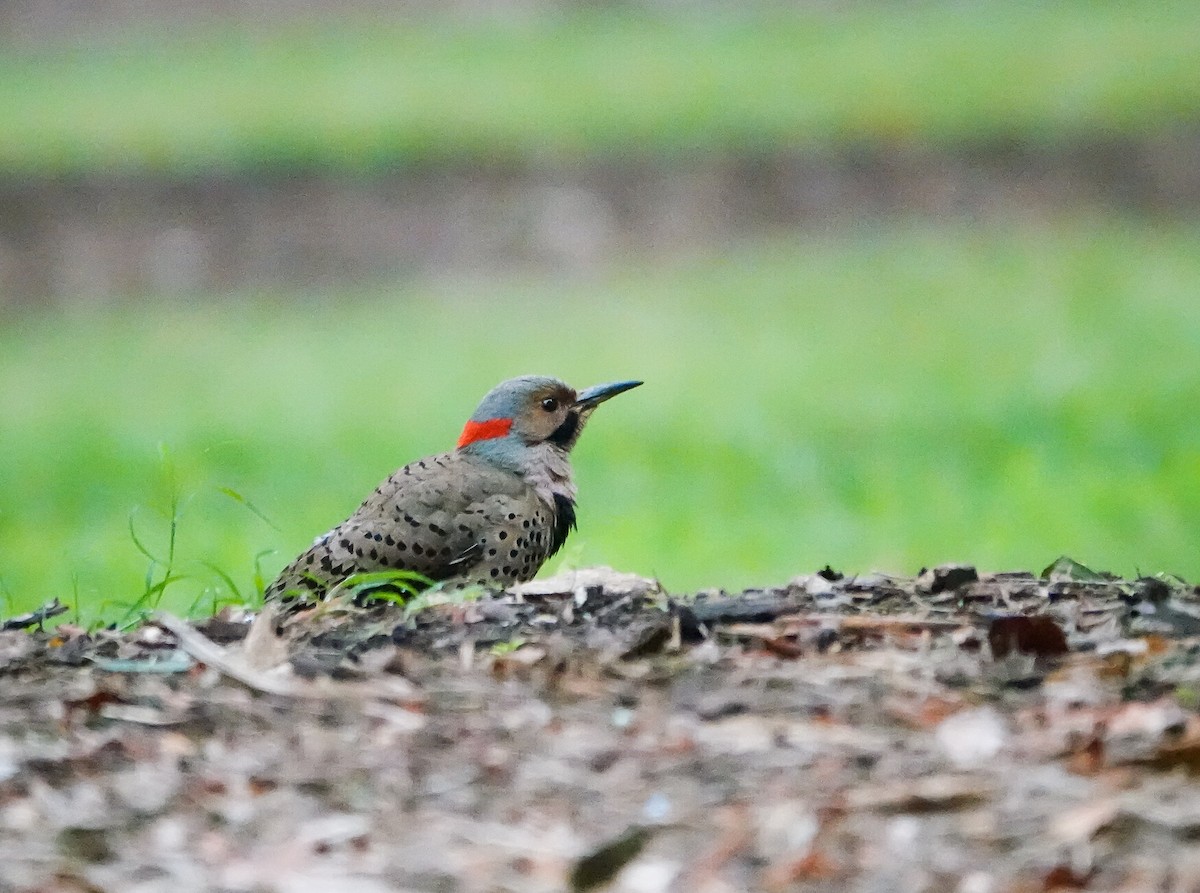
[264,375,641,602]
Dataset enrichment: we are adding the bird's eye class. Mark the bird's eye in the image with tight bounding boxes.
[541,397,558,412]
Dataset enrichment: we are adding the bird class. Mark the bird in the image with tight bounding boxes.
[264,375,641,602]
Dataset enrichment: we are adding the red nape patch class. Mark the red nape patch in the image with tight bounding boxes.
[457,417,513,448]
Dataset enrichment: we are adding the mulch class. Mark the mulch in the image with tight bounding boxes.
[3,560,1200,892]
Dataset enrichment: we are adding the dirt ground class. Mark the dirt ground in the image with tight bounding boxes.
[3,561,1200,893]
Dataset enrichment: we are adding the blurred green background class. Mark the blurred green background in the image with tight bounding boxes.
[1,1,1198,622]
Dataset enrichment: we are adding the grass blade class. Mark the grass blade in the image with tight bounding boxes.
[218,486,281,532]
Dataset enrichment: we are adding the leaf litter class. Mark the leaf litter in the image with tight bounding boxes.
[4,560,1200,891]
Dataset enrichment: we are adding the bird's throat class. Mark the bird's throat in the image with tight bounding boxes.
[457,417,513,448]
[547,410,581,448]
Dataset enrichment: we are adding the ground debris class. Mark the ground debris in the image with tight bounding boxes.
[569,825,656,892]
[844,774,994,812]
[0,598,68,631]
[916,563,980,594]
[2,563,1200,890]
[988,614,1070,659]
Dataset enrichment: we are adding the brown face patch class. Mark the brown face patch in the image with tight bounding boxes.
[512,383,577,444]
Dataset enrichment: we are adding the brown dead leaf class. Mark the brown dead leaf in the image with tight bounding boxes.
[883,693,965,729]
[489,645,548,678]
[1042,863,1093,890]
[1141,716,1200,774]
[989,615,1069,659]
[1064,731,1106,776]
[63,686,125,723]
[759,635,804,659]
[761,849,840,890]
[1049,798,1119,846]
[1095,650,1133,680]
[1141,633,1173,655]
[846,775,993,813]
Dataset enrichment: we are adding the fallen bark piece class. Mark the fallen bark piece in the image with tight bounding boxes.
[241,602,291,670]
[511,567,661,603]
[722,613,967,638]
[689,591,805,624]
[192,614,253,644]
[846,775,994,813]
[155,612,417,701]
[917,564,979,593]
[569,825,655,892]
[98,702,189,726]
[158,612,315,697]
[1049,798,1119,846]
[0,599,68,631]
[836,614,969,633]
[988,615,1069,659]
[91,651,193,674]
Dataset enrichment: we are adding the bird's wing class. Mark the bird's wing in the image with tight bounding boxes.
[266,451,549,600]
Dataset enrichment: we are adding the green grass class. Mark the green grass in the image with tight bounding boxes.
[1,2,1198,174]
[2,217,1200,622]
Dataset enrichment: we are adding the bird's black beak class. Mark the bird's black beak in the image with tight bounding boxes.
[574,380,643,409]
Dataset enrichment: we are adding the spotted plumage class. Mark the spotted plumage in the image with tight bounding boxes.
[265,375,640,601]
